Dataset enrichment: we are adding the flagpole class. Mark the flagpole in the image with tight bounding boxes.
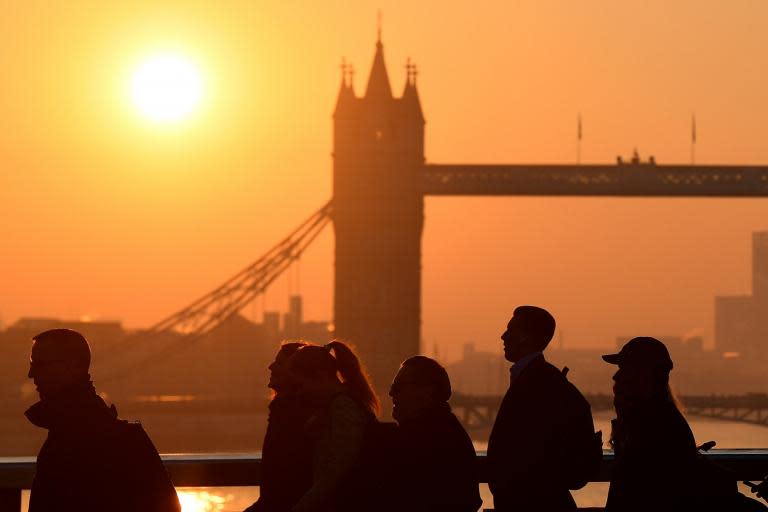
[691,114,696,165]
[577,113,582,165]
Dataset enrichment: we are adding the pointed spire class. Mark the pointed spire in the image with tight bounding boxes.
[406,58,414,86]
[401,59,424,121]
[334,57,355,116]
[364,29,393,101]
[402,58,414,95]
[340,57,348,87]
[348,63,356,93]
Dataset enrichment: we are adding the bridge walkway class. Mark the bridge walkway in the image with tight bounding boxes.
[1,451,767,511]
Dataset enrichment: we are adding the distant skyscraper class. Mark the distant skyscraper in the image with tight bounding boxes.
[715,232,768,356]
[752,232,768,298]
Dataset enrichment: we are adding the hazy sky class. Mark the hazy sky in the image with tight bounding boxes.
[2,1,768,361]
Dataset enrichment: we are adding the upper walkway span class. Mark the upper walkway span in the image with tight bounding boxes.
[424,163,768,196]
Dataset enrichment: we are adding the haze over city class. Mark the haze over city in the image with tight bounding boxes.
[3,1,768,361]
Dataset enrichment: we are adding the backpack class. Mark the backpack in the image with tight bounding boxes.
[111,420,181,512]
[558,367,604,490]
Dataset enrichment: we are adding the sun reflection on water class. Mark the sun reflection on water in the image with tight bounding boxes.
[176,489,233,512]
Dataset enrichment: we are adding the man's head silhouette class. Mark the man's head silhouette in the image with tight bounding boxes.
[28,329,91,400]
[501,306,556,363]
[389,355,451,422]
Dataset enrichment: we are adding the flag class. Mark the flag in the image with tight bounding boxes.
[692,115,696,144]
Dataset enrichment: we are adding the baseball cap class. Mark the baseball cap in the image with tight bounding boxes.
[602,336,673,371]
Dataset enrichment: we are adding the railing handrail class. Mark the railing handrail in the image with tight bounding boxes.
[2,449,768,489]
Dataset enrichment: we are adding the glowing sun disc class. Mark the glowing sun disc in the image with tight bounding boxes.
[131,54,202,122]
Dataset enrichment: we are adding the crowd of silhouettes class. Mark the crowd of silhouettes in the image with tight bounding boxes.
[21,307,768,511]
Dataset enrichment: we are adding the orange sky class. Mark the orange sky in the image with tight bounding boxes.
[2,1,768,361]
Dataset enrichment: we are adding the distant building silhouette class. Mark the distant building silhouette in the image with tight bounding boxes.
[445,343,508,395]
[0,295,330,454]
[716,232,768,358]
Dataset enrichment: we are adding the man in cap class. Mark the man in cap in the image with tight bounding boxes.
[602,336,698,511]
[26,328,180,512]
[487,306,599,512]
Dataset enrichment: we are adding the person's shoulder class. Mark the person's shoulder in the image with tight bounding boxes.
[445,411,475,443]
[666,403,695,439]
[526,359,566,386]
[330,392,359,409]
[532,362,589,401]
[431,408,468,433]
[329,393,370,423]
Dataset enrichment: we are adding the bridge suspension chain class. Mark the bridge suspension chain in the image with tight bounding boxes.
[95,200,333,384]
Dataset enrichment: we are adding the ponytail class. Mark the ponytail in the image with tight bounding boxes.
[326,341,380,417]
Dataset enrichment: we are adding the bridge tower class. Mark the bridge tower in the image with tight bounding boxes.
[332,36,425,394]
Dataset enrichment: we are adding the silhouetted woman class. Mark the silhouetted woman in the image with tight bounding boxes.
[288,341,380,512]
[602,337,698,511]
[245,342,314,512]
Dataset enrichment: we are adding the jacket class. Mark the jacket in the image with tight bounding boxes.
[606,399,698,511]
[487,355,588,512]
[26,381,180,512]
[246,393,315,512]
[391,402,481,512]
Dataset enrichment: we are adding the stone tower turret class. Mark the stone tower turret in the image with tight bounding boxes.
[332,37,425,396]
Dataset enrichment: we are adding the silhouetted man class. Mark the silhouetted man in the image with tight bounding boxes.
[26,329,180,512]
[487,306,599,512]
[388,356,481,512]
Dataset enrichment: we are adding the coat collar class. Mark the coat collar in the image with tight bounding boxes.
[510,351,544,381]
[25,380,115,431]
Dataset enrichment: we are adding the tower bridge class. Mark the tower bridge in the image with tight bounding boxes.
[330,35,768,393]
[97,34,768,400]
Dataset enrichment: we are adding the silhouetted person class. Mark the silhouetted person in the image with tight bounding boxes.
[487,306,599,512]
[288,341,380,512]
[26,329,180,512]
[245,342,314,512]
[387,355,481,512]
[603,337,697,511]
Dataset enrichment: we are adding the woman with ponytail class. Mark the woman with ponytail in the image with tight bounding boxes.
[288,341,381,512]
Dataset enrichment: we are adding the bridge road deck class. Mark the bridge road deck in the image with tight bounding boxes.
[423,164,768,196]
[1,451,767,511]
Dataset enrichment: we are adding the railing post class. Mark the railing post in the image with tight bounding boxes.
[0,488,21,512]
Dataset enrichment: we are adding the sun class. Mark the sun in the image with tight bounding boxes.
[131,53,203,123]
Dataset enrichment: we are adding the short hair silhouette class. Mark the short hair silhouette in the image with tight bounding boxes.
[513,306,556,350]
[401,355,452,402]
[32,329,91,370]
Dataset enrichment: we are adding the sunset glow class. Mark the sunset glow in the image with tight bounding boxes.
[130,53,203,123]
[4,1,768,362]
[176,489,229,512]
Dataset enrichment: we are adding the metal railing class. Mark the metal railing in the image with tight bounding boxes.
[1,451,766,511]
